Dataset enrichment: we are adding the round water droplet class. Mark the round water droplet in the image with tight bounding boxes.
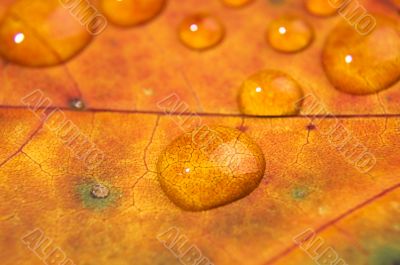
[322,15,400,94]
[266,15,314,53]
[91,183,110,199]
[238,70,304,116]
[69,98,85,110]
[178,14,224,50]
[221,0,253,8]
[0,0,93,67]
[157,126,265,211]
[305,0,337,16]
[101,0,165,27]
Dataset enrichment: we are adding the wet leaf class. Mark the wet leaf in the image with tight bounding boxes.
[0,108,399,264]
[0,0,399,114]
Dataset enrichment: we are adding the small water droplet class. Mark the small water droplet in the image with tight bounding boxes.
[221,0,253,8]
[91,183,110,199]
[305,0,337,17]
[178,14,225,50]
[69,98,85,110]
[100,0,165,26]
[322,14,400,94]
[238,70,304,116]
[0,0,93,67]
[266,15,314,53]
[157,126,265,211]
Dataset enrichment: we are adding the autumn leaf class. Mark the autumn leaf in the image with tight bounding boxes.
[0,108,399,265]
[0,0,399,265]
[0,0,399,114]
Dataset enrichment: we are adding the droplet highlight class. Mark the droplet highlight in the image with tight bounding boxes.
[157,126,265,211]
[178,14,224,50]
[266,15,314,53]
[221,0,254,8]
[305,0,337,17]
[0,0,93,67]
[322,14,400,94]
[238,70,304,116]
[100,0,165,27]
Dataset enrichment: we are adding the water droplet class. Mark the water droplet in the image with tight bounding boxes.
[221,0,253,8]
[157,126,265,211]
[266,15,314,53]
[0,0,93,67]
[322,14,400,94]
[178,14,225,50]
[238,70,304,116]
[305,0,337,17]
[101,0,165,27]
[76,181,120,210]
[69,98,85,110]
[91,183,110,199]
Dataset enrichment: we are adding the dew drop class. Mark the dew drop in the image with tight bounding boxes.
[266,15,314,53]
[322,14,400,94]
[238,70,304,116]
[305,0,337,17]
[76,181,120,210]
[178,14,224,50]
[221,0,254,8]
[91,183,110,199]
[69,98,85,110]
[100,0,165,27]
[157,126,265,211]
[0,0,93,67]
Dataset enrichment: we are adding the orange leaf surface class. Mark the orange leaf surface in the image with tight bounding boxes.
[0,108,399,264]
[0,0,399,114]
[0,0,400,265]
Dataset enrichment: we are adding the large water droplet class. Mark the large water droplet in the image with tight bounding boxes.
[322,14,400,94]
[100,0,165,27]
[157,126,265,211]
[0,0,93,67]
[238,70,304,116]
[221,0,254,8]
[266,15,314,53]
[305,0,337,16]
[178,14,224,50]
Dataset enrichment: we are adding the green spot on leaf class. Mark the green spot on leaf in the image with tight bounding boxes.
[291,187,309,200]
[76,180,120,211]
[369,245,400,265]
